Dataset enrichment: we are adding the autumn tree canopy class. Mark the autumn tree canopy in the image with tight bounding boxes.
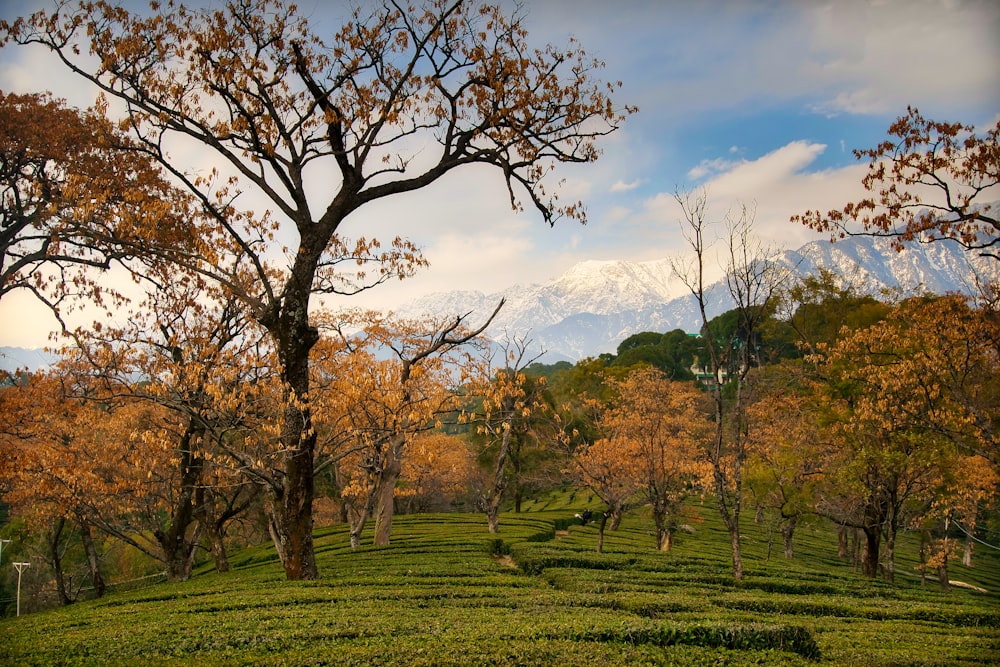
[0,90,193,317]
[792,107,1000,261]
[3,0,632,579]
[580,367,711,552]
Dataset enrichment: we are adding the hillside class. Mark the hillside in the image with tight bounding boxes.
[2,500,997,666]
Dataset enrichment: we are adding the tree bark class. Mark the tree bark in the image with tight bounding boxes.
[46,517,74,606]
[373,436,404,546]
[78,519,105,598]
[155,426,205,582]
[729,518,744,580]
[781,516,797,559]
[608,505,624,531]
[861,526,881,579]
[658,528,673,552]
[485,426,513,535]
[267,285,320,579]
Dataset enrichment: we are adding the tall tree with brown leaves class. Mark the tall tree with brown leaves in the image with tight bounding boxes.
[4,0,632,578]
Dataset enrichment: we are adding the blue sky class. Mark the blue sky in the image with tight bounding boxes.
[1,0,998,346]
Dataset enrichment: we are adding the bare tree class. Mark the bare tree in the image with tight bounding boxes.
[671,190,790,580]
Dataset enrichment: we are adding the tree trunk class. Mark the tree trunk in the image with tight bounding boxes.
[729,521,743,580]
[658,528,673,552]
[837,525,848,559]
[962,533,973,567]
[194,486,236,574]
[46,517,73,606]
[208,528,230,574]
[200,505,231,574]
[268,298,320,579]
[781,516,797,559]
[652,502,672,552]
[266,504,286,564]
[78,519,105,598]
[373,436,404,546]
[937,546,951,592]
[918,529,929,587]
[596,511,607,554]
[883,515,897,583]
[156,428,205,582]
[714,451,744,580]
[608,505,624,530]
[861,526,880,579]
[485,426,512,535]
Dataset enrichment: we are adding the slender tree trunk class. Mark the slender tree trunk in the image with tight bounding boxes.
[937,542,951,592]
[207,525,230,574]
[659,528,673,552]
[919,529,929,587]
[266,503,286,564]
[837,525,849,559]
[729,520,743,579]
[883,533,896,582]
[960,514,974,567]
[46,517,73,606]
[156,428,205,582]
[485,427,512,535]
[652,502,673,552]
[347,499,367,549]
[937,517,952,591]
[713,435,744,580]
[78,519,105,598]
[346,482,377,549]
[782,516,797,559]
[596,511,607,554]
[194,487,235,574]
[885,493,900,581]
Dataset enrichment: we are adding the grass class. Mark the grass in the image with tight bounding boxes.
[1,497,998,666]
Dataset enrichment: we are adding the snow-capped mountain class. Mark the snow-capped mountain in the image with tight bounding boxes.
[0,346,58,374]
[395,236,1000,363]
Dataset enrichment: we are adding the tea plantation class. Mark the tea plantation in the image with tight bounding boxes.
[2,496,998,665]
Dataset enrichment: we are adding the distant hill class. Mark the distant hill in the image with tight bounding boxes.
[0,346,58,373]
[395,236,1000,363]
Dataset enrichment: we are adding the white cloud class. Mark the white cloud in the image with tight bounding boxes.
[801,0,1000,118]
[610,179,642,192]
[688,157,739,181]
[645,139,869,251]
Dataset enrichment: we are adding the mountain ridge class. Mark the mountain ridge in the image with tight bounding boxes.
[396,236,999,363]
[5,236,995,370]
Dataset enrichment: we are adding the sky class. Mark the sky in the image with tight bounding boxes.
[1,0,999,347]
